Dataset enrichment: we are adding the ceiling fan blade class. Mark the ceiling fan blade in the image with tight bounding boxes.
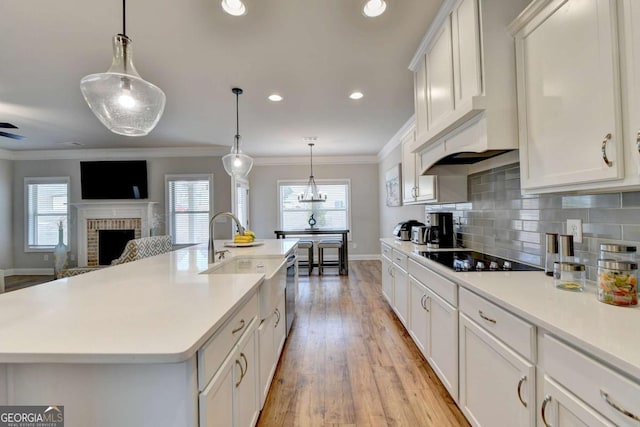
[0,123,18,129]
[0,131,25,140]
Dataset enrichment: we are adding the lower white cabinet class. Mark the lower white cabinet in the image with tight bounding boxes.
[409,276,459,400]
[200,318,259,427]
[258,294,287,408]
[540,376,616,427]
[381,253,394,305]
[459,313,535,427]
[393,264,409,327]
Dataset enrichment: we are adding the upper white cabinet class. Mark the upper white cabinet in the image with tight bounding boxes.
[409,0,528,155]
[621,0,640,179]
[512,0,624,191]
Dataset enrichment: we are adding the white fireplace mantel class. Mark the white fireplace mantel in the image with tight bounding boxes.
[72,201,158,267]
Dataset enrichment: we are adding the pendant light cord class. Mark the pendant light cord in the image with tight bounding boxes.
[122,0,127,36]
[235,91,240,151]
[309,143,314,177]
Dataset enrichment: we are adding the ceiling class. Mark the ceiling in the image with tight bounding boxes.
[0,0,441,158]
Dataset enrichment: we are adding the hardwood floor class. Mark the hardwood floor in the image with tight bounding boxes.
[3,275,54,292]
[258,260,469,427]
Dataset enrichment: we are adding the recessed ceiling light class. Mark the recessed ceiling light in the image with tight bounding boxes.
[221,0,246,16]
[349,91,364,100]
[363,0,387,17]
[268,94,283,102]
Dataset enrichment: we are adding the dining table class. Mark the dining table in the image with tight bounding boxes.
[274,229,350,275]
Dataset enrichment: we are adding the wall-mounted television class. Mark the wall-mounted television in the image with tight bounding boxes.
[80,160,148,200]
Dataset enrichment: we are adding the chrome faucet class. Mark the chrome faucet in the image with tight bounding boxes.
[209,211,246,264]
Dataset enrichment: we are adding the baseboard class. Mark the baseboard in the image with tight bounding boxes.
[5,268,54,276]
[349,254,381,261]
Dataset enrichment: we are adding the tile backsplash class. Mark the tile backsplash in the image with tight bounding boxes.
[425,163,640,280]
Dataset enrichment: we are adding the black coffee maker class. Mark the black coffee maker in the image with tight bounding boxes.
[425,212,454,248]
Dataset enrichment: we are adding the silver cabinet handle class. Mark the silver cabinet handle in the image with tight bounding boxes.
[232,319,246,334]
[274,308,280,328]
[478,310,496,324]
[602,133,613,167]
[235,359,245,387]
[390,266,394,278]
[541,395,552,427]
[425,296,430,312]
[636,130,640,154]
[600,390,640,421]
[420,294,426,310]
[517,375,528,408]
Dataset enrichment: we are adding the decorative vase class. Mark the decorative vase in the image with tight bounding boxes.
[308,214,317,229]
[53,224,68,277]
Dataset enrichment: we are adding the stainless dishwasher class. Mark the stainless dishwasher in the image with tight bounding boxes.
[285,253,297,335]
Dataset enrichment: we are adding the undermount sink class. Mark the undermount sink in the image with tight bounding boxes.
[202,256,288,320]
[202,256,285,280]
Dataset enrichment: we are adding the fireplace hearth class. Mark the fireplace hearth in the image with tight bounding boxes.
[98,229,135,265]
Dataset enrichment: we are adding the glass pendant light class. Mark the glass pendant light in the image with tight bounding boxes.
[80,0,166,137]
[222,88,254,178]
[298,143,327,203]
[363,0,387,17]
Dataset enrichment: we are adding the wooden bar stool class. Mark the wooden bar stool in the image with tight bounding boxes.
[318,239,343,275]
[297,240,314,275]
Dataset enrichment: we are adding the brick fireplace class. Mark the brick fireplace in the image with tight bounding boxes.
[73,201,157,267]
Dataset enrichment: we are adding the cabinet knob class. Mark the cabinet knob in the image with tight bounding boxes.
[601,133,613,167]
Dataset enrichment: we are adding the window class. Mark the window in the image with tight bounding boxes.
[25,177,70,251]
[166,175,213,245]
[233,178,250,229]
[278,179,350,231]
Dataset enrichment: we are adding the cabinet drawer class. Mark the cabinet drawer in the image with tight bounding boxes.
[198,292,258,390]
[381,243,393,259]
[408,258,457,306]
[392,250,408,271]
[459,287,535,360]
[544,334,640,427]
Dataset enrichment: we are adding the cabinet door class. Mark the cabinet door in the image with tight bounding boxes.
[427,16,455,132]
[622,0,640,176]
[415,56,429,139]
[401,128,417,204]
[274,294,286,357]
[516,0,623,189]
[234,328,258,427]
[199,352,235,427]
[415,175,437,202]
[257,316,275,409]
[540,376,616,427]
[459,314,535,427]
[381,256,394,305]
[452,0,481,108]
[409,277,429,357]
[426,288,458,401]
[393,266,409,327]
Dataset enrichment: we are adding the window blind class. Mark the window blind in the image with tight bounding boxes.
[167,178,211,244]
[236,183,249,229]
[26,180,69,249]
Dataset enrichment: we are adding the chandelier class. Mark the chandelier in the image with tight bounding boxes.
[298,143,326,203]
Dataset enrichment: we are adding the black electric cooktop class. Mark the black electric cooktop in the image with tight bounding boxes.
[417,250,542,272]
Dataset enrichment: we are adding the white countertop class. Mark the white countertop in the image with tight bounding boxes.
[0,239,297,364]
[381,238,640,380]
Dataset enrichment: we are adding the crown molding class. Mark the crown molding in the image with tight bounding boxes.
[377,115,416,162]
[0,149,14,160]
[253,155,378,166]
[10,146,229,161]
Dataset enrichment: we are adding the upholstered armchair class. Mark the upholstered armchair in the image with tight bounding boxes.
[56,235,173,279]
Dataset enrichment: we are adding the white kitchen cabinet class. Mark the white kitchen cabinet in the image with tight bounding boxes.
[410,0,526,154]
[512,0,624,191]
[621,0,640,178]
[409,276,429,356]
[381,250,394,305]
[540,376,616,427]
[274,294,286,357]
[459,313,536,427]
[392,251,409,327]
[257,315,275,407]
[200,318,259,427]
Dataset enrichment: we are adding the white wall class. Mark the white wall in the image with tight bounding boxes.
[0,159,13,270]
[12,156,231,269]
[378,144,425,240]
[249,162,380,257]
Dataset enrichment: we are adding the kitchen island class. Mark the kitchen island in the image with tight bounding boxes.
[0,239,297,427]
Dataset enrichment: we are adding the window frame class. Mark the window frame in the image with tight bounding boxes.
[165,174,214,246]
[232,176,250,230]
[24,176,70,252]
[276,178,351,237]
